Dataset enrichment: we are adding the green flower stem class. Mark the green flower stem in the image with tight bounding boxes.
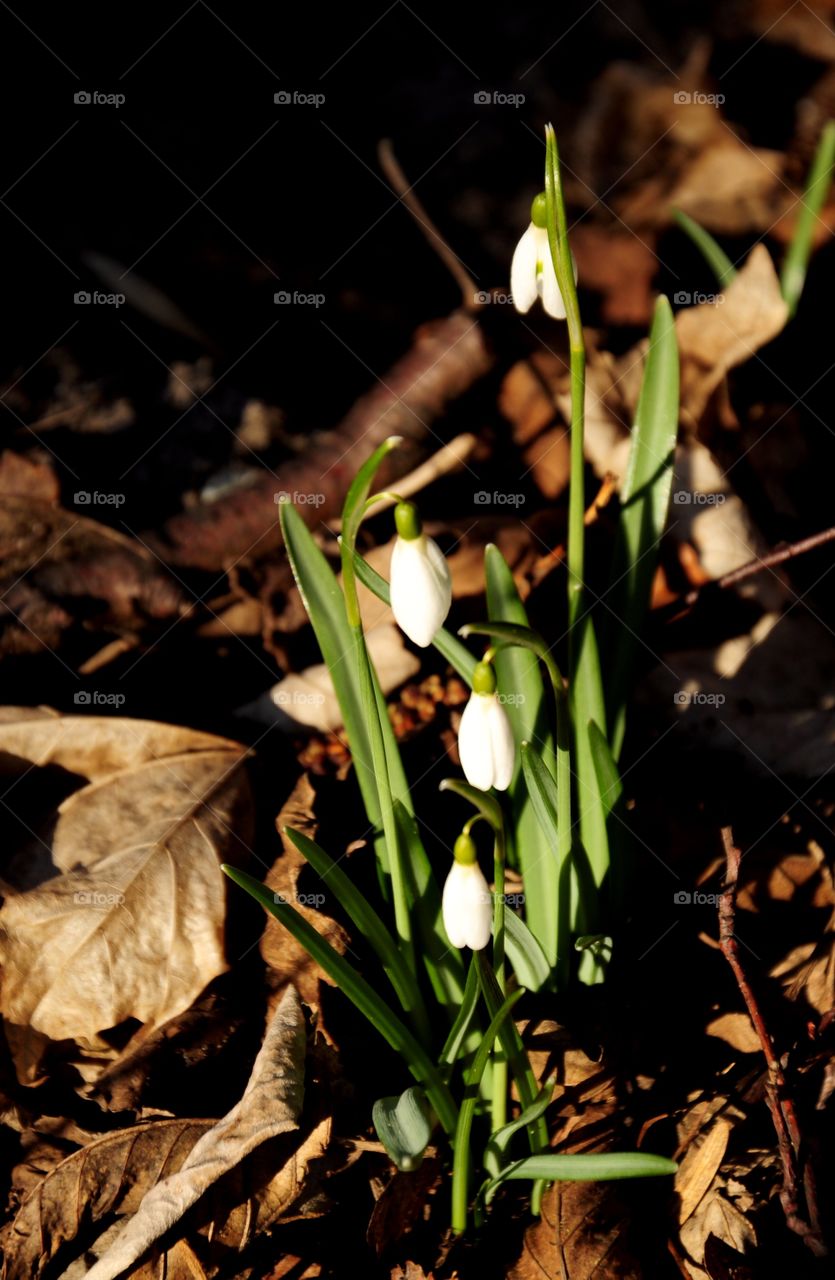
[222,865,457,1135]
[492,823,508,1132]
[340,438,421,999]
[451,988,523,1234]
[459,621,572,975]
[544,125,585,645]
[781,120,835,317]
[544,126,610,921]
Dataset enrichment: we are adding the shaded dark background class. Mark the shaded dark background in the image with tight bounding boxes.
[2,0,835,701]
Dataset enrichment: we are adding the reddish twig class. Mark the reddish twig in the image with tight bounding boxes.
[718,827,826,1257]
[677,525,835,611]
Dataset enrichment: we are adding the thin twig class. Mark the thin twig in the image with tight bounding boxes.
[378,138,479,310]
[718,827,826,1257]
[678,526,835,610]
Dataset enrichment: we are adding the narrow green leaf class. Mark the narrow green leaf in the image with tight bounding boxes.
[341,435,402,565]
[587,719,622,818]
[484,545,557,955]
[483,1151,677,1203]
[504,909,551,992]
[351,549,476,683]
[781,120,835,317]
[439,778,503,833]
[483,1076,555,1177]
[373,1086,433,1171]
[221,864,458,1135]
[672,209,737,286]
[607,295,680,759]
[280,501,411,882]
[284,825,427,1025]
[438,956,481,1069]
[451,988,524,1233]
[476,953,549,1214]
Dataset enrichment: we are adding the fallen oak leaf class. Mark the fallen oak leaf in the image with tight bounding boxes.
[1,988,313,1280]
[0,708,242,784]
[0,725,253,1083]
[85,986,306,1280]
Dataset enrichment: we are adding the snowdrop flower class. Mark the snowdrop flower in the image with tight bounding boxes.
[458,660,515,792]
[390,500,452,647]
[442,831,492,950]
[511,191,576,320]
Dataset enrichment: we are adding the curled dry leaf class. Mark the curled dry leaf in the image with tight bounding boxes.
[261,775,349,1015]
[2,988,326,1280]
[0,713,254,1083]
[242,624,420,732]
[0,496,184,658]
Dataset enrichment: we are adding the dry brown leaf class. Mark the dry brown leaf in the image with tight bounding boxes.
[679,1187,756,1277]
[0,708,239,784]
[88,987,306,1280]
[244,624,420,731]
[676,1119,732,1224]
[705,1015,761,1056]
[661,142,788,236]
[674,245,788,428]
[261,775,349,1013]
[570,225,659,327]
[508,1178,643,1280]
[0,717,253,1083]
[1,988,320,1280]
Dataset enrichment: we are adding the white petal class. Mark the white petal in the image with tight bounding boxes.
[390,535,451,647]
[458,692,495,791]
[538,238,578,320]
[510,223,540,314]
[442,861,492,950]
[535,227,567,319]
[485,697,516,791]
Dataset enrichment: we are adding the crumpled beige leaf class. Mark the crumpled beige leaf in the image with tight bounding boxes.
[261,775,349,1017]
[674,244,789,428]
[2,988,321,1280]
[679,1185,757,1277]
[0,715,253,1083]
[0,708,238,783]
[243,623,419,731]
[676,1119,732,1224]
[84,986,306,1280]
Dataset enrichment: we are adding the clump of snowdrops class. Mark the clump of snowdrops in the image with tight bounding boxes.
[224,125,682,1232]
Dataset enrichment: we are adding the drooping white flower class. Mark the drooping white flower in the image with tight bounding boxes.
[510,191,577,320]
[389,501,452,648]
[442,833,492,950]
[458,660,515,792]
